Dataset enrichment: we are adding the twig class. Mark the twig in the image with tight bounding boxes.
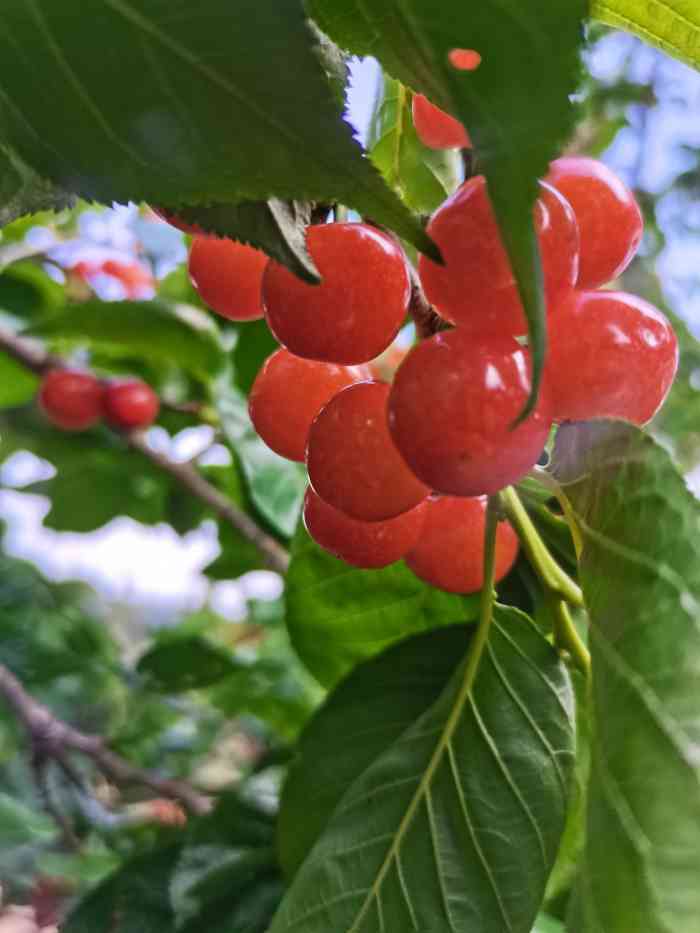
[407,264,443,340]
[0,662,211,816]
[0,324,289,573]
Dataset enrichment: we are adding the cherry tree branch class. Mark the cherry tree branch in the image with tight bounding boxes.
[0,662,211,815]
[0,325,289,573]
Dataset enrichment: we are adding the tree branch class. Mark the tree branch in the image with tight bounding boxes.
[0,662,211,816]
[0,324,289,574]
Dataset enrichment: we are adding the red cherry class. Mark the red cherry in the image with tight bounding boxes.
[103,380,160,429]
[405,496,519,594]
[189,236,268,321]
[448,48,482,71]
[101,259,154,299]
[387,329,552,497]
[546,157,643,288]
[418,176,579,335]
[263,223,410,365]
[38,370,104,431]
[303,488,427,569]
[546,290,678,425]
[248,349,371,462]
[306,380,430,521]
[412,94,471,150]
[152,207,203,236]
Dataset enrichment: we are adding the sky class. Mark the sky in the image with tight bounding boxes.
[1,31,699,619]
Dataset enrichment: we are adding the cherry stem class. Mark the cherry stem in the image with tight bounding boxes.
[467,494,500,678]
[407,263,443,340]
[529,466,584,560]
[501,486,584,609]
[548,597,591,676]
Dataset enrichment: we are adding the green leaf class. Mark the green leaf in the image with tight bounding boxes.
[26,299,225,379]
[532,915,565,933]
[0,1,434,258]
[137,635,241,691]
[63,845,180,933]
[0,791,56,846]
[551,421,700,933]
[593,0,700,71]
[0,144,73,228]
[368,75,461,214]
[307,0,587,414]
[177,200,319,283]
[0,350,38,407]
[215,374,305,539]
[232,319,279,396]
[285,523,479,687]
[269,610,575,933]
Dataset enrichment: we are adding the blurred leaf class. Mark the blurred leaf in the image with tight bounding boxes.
[0,351,38,407]
[593,0,700,70]
[533,916,565,933]
[269,611,575,933]
[0,261,65,322]
[138,636,242,691]
[27,299,225,379]
[552,421,700,933]
[0,2,434,259]
[215,374,305,539]
[0,792,56,846]
[203,521,263,579]
[285,524,479,686]
[0,144,73,228]
[307,0,587,413]
[368,75,461,214]
[232,319,278,396]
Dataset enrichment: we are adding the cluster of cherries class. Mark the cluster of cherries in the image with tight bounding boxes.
[171,100,678,593]
[38,369,160,432]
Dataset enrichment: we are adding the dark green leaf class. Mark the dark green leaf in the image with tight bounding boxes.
[552,421,700,933]
[0,792,55,847]
[26,299,225,379]
[215,374,305,538]
[177,200,319,283]
[63,845,180,933]
[0,144,73,228]
[269,610,575,933]
[285,523,479,686]
[232,319,279,396]
[0,2,434,258]
[307,0,587,414]
[0,351,38,407]
[368,75,460,214]
[137,636,241,691]
[204,520,264,580]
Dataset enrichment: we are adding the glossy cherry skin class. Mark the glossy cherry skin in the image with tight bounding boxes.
[303,488,427,569]
[418,176,579,335]
[38,370,105,431]
[388,329,553,497]
[412,94,471,150]
[188,236,268,321]
[104,380,160,429]
[546,157,643,289]
[263,223,411,365]
[546,290,678,425]
[248,349,371,462]
[406,496,519,594]
[307,380,430,521]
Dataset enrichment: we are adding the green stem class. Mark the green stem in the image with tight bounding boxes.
[549,597,591,676]
[529,467,584,560]
[334,204,349,223]
[501,486,584,608]
[468,494,500,671]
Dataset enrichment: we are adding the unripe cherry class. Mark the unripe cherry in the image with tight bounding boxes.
[387,329,552,497]
[303,488,427,569]
[306,380,430,522]
[405,496,519,594]
[103,380,160,429]
[263,223,410,365]
[38,370,104,431]
[412,94,471,150]
[545,291,678,425]
[248,349,371,462]
[188,236,268,321]
[418,175,579,336]
[546,157,643,288]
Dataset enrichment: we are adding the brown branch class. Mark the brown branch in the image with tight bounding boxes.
[407,264,443,341]
[0,325,289,574]
[0,663,211,816]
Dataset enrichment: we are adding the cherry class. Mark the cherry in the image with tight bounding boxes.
[152,207,203,236]
[303,488,427,569]
[248,349,371,462]
[306,380,430,521]
[101,259,154,299]
[412,94,471,150]
[545,290,678,425]
[418,175,579,335]
[405,495,519,594]
[263,223,410,365]
[38,370,104,431]
[103,380,160,429]
[188,236,268,321]
[448,49,482,71]
[546,157,643,288]
[387,329,552,497]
